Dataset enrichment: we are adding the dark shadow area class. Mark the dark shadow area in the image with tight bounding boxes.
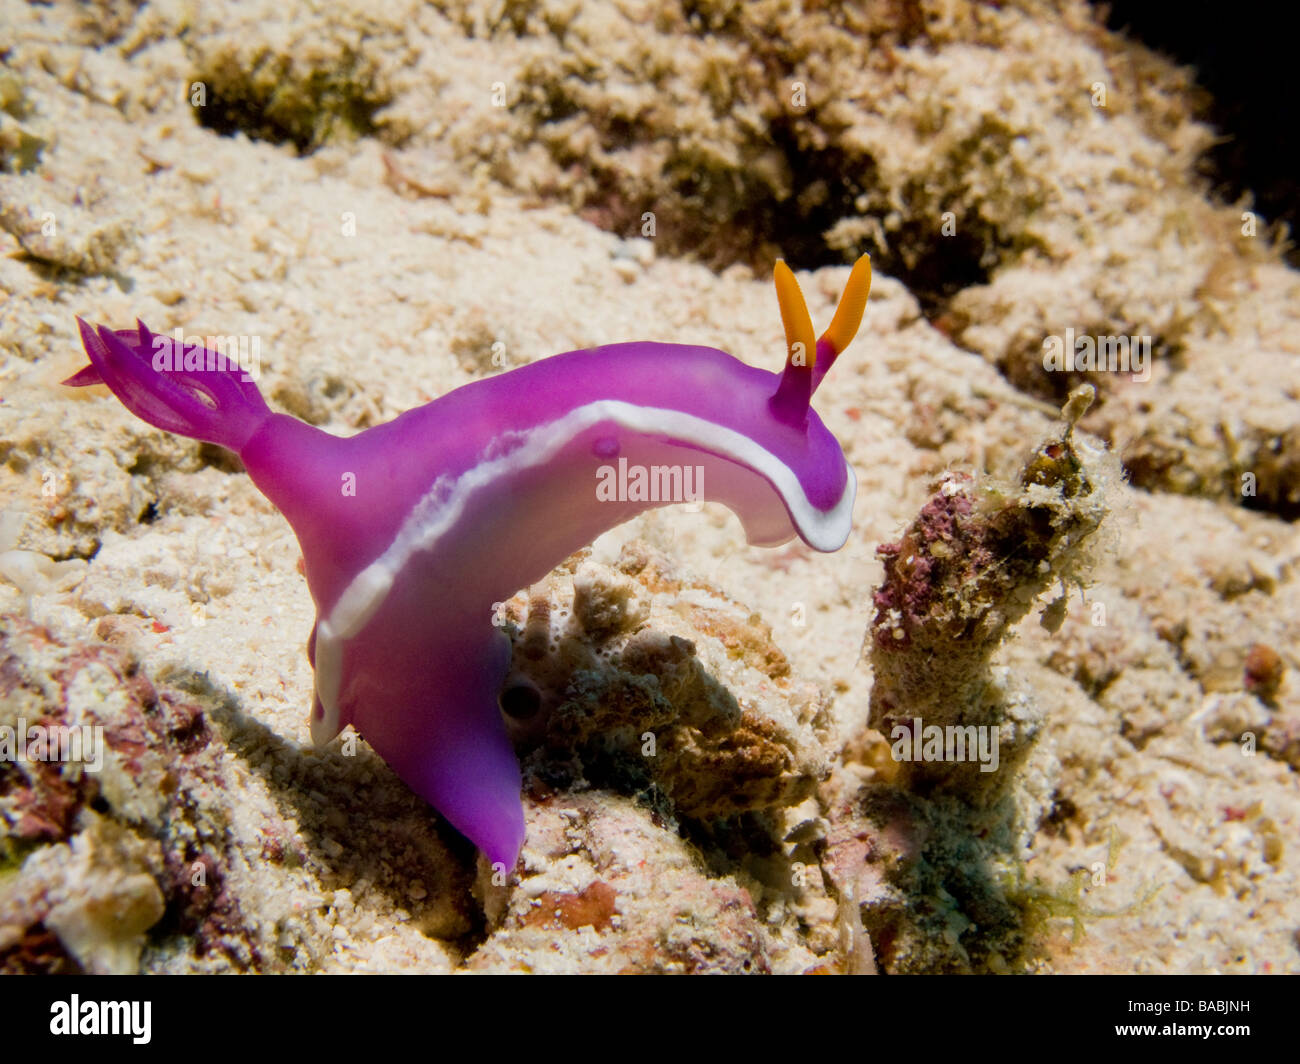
[191,72,382,155]
[1098,0,1297,264]
[159,668,486,959]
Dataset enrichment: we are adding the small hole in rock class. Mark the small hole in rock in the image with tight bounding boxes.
[500,684,542,720]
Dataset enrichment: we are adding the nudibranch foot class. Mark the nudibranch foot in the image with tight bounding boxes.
[66,254,872,873]
[356,680,526,874]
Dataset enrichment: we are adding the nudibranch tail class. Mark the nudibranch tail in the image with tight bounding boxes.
[770,254,872,426]
[64,318,271,453]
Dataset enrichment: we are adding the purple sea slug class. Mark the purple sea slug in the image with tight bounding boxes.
[65,256,872,871]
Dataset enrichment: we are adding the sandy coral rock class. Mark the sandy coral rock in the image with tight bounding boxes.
[0,619,291,971]
[1091,294,1300,520]
[1259,710,1300,771]
[502,547,832,820]
[0,507,88,602]
[2,0,1298,977]
[0,811,165,975]
[172,0,405,152]
[0,615,475,974]
[571,565,649,642]
[868,390,1115,800]
[13,0,1293,524]
[820,779,1022,975]
[37,815,166,975]
[468,792,770,974]
[0,176,136,275]
[95,0,1229,294]
[0,395,186,561]
[835,398,1132,972]
[0,71,46,173]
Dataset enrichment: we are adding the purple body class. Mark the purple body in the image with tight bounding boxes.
[66,257,868,870]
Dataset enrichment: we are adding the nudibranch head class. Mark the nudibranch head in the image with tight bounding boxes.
[63,254,872,874]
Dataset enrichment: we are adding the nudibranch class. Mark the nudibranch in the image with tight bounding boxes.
[65,255,872,871]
